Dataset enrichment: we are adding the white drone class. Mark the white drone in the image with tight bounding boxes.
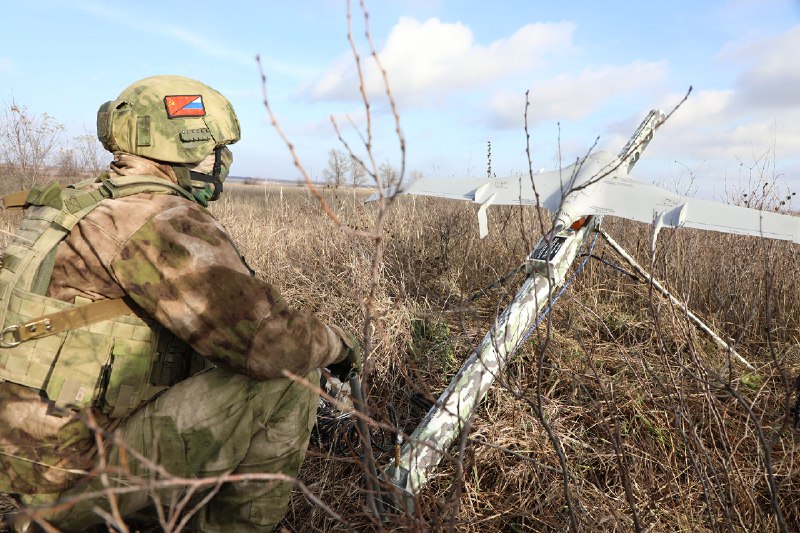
[367,109,799,515]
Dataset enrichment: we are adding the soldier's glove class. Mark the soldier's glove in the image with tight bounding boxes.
[327,325,362,381]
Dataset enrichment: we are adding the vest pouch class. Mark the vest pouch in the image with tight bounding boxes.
[44,328,113,411]
[0,288,166,419]
[0,289,75,391]
[0,176,198,419]
[99,316,168,419]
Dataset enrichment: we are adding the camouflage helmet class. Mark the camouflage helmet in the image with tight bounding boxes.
[97,75,240,164]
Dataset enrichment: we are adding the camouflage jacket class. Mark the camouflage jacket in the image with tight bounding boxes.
[0,188,344,494]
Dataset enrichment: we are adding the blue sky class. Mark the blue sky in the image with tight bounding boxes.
[2,0,799,199]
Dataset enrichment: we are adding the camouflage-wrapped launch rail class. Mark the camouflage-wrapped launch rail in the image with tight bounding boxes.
[381,216,600,511]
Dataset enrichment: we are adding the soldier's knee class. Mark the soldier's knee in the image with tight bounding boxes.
[249,369,320,428]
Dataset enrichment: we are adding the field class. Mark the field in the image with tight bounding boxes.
[218,182,800,531]
[2,179,800,531]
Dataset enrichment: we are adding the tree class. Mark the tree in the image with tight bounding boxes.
[71,133,106,177]
[37,133,105,183]
[378,161,400,189]
[54,146,80,179]
[322,149,348,189]
[349,155,366,188]
[0,100,64,190]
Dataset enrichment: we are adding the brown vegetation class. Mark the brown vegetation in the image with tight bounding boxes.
[0,101,105,195]
[1,175,798,532]
[214,182,799,532]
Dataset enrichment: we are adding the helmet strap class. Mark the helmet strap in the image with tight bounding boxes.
[212,145,223,183]
[189,147,224,202]
[171,166,214,207]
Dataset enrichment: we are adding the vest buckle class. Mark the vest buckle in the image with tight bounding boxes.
[1,324,21,348]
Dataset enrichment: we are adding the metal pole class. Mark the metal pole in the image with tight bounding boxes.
[599,229,754,370]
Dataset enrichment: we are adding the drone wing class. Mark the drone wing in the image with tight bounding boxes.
[366,171,569,237]
[588,178,800,243]
[367,172,568,206]
[365,108,800,244]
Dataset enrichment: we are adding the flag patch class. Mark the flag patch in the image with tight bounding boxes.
[164,95,206,118]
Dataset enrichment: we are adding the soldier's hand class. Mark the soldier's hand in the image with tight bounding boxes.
[327,326,362,381]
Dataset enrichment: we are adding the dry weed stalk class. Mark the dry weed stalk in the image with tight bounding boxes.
[8,408,344,533]
[258,0,406,527]
[522,89,580,532]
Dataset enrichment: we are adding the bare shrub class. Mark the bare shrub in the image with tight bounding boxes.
[0,100,64,191]
[55,134,106,181]
[0,102,106,194]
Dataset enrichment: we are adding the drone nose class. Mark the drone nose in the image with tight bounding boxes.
[552,212,571,233]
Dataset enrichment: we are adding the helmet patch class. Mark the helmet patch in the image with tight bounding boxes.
[164,95,206,118]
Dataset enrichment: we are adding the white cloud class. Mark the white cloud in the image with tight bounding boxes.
[627,88,800,196]
[593,23,800,194]
[0,58,13,73]
[308,17,575,105]
[488,61,668,129]
[659,89,735,129]
[728,24,800,109]
[648,25,800,165]
[157,26,253,66]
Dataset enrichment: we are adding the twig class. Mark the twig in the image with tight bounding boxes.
[523,90,581,533]
[720,381,788,532]
[523,90,546,245]
[579,342,643,532]
[85,411,129,533]
[22,470,346,529]
[256,56,341,227]
[569,86,693,194]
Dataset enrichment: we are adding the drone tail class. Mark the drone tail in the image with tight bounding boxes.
[618,109,666,174]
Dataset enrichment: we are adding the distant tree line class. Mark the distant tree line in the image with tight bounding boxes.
[322,148,403,190]
[323,149,365,189]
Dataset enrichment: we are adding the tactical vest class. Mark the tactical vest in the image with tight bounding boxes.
[0,175,203,418]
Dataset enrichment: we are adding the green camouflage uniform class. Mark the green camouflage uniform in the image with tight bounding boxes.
[1,189,343,532]
[0,76,345,532]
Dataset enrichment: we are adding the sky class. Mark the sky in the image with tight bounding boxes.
[1,0,799,200]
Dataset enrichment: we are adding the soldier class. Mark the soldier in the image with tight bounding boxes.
[0,75,359,532]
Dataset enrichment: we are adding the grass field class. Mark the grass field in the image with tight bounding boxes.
[2,179,799,531]
[215,182,800,531]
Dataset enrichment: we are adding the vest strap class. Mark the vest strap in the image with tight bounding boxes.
[2,298,136,346]
[1,190,32,209]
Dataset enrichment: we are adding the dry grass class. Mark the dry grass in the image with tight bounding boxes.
[216,182,800,532]
[2,180,799,532]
